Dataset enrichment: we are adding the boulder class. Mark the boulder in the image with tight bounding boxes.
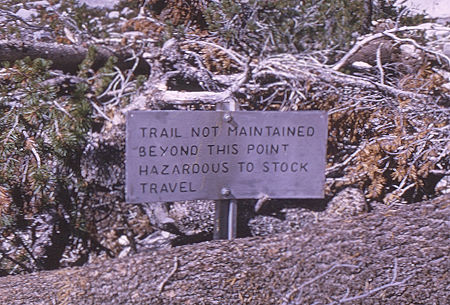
[1,194,447,304]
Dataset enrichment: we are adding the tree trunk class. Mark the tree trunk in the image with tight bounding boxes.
[0,195,448,304]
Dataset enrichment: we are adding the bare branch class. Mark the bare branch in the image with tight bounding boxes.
[382,31,450,67]
[331,259,414,304]
[158,90,231,105]
[157,257,179,293]
[333,24,450,71]
[376,43,385,85]
[182,39,248,67]
[326,142,367,176]
[283,263,360,304]
[0,249,33,273]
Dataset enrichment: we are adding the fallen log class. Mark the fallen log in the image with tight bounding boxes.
[0,196,448,304]
[0,40,150,74]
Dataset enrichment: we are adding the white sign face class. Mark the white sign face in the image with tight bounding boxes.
[126,111,327,203]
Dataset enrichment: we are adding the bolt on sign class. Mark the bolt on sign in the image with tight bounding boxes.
[126,111,327,203]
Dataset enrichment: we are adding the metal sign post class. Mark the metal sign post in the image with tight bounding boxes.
[214,100,238,240]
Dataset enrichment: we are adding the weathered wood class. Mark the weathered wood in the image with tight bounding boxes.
[0,40,150,74]
[0,195,448,304]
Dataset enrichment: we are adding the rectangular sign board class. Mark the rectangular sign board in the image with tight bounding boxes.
[126,111,327,203]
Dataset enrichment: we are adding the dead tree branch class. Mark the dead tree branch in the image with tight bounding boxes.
[333,24,450,71]
[330,259,414,304]
[283,263,360,304]
[157,257,179,293]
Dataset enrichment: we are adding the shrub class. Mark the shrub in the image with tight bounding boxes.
[0,57,92,273]
[204,0,397,57]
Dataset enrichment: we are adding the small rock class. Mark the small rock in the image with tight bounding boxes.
[435,175,450,194]
[118,235,130,246]
[118,246,131,258]
[167,200,215,235]
[33,30,53,41]
[121,7,134,17]
[160,231,174,238]
[326,187,368,217]
[142,202,181,235]
[351,61,373,70]
[78,0,120,9]
[399,44,418,58]
[16,8,38,21]
[28,1,50,8]
[108,11,120,19]
[138,231,174,251]
[249,205,321,237]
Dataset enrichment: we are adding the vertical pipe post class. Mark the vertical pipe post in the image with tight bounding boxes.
[213,99,239,240]
[228,199,238,239]
[226,99,238,239]
[213,200,229,240]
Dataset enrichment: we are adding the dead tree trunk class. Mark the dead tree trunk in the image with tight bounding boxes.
[0,40,150,74]
[0,195,448,304]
